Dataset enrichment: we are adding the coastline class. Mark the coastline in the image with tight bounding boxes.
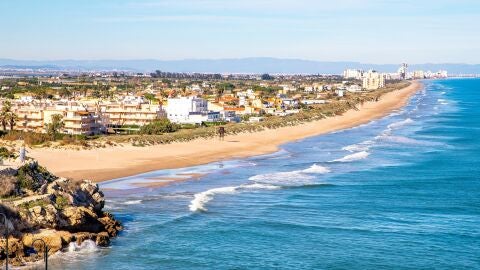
[29,81,422,182]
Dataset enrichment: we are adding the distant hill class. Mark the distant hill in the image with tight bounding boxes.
[1,58,479,75]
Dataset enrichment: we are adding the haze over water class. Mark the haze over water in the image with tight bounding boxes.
[45,79,480,269]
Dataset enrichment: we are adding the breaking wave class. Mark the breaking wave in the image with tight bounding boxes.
[189,164,331,212]
[387,118,414,130]
[189,184,279,212]
[65,240,98,253]
[333,151,370,162]
[302,164,331,174]
[123,200,142,205]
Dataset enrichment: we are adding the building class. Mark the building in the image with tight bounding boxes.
[165,97,211,124]
[99,103,165,127]
[362,70,385,90]
[398,63,408,80]
[343,69,364,80]
[347,85,362,92]
[413,70,425,79]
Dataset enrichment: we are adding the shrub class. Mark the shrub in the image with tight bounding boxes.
[0,147,16,159]
[0,175,19,198]
[16,163,57,191]
[139,118,179,135]
[55,195,69,210]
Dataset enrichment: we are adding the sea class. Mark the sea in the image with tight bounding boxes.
[38,78,480,269]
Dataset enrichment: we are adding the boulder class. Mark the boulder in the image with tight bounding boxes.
[22,229,64,254]
[61,206,103,233]
[74,232,96,245]
[95,232,110,247]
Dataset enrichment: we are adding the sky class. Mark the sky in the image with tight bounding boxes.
[1,0,479,64]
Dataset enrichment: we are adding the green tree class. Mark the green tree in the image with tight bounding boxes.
[143,93,158,103]
[0,101,18,131]
[45,114,65,139]
[139,118,179,134]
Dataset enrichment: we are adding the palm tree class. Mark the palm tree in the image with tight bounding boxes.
[0,101,14,131]
[6,112,18,131]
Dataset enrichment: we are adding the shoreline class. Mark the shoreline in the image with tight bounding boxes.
[29,81,422,182]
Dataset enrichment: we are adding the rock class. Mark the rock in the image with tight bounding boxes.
[61,206,103,232]
[95,232,110,247]
[80,181,98,195]
[74,232,95,245]
[30,206,44,216]
[0,161,122,265]
[22,229,64,254]
[0,237,24,257]
[98,213,123,237]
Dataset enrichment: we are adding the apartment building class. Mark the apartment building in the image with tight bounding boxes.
[362,70,385,90]
[343,69,364,80]
[165,97,210,124]
[99,103,165,127]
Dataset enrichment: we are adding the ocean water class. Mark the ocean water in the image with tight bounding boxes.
[43,79,480,269]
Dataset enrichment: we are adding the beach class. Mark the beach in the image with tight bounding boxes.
[29,81,422,182]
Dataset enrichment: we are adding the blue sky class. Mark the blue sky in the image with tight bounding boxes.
[1,0,479,63]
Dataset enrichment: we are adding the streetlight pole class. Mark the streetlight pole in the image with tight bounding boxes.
[32,239,49,270]
[0,213,8,270]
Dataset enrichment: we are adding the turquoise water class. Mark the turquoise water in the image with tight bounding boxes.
[47,79,480,269]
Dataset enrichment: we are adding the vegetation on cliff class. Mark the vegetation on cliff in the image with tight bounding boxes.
[0,161,122,267]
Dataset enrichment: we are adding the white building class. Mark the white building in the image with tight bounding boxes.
[343,69,364,80]
[165,97,210,124]
[347,85,362,92]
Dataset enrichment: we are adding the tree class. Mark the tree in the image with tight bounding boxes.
[261,73,274,80]
[139,118,179,134]
[45,114,65,139]
[0,101,17,131]
[143,93,157,103]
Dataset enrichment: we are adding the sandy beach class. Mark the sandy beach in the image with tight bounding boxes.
[28,81,422,182]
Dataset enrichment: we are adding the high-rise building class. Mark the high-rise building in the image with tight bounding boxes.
[362,70,385,90]
[398,63,408,80]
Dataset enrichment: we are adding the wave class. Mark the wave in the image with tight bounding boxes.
[65,240,98,253]
[190,163,331,212]
[342,140,374,152]
[249,171,315,185]
[302,164,331,174]
[189,184,279,212]
[333,151,370,162]
[387,118,414,130]
[123,200,142,205]
[248,164,330,186]
[437,98,449,105]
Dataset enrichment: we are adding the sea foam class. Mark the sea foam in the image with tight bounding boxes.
[189,184,279,212]
[190,164,331,212]
[333,151,370,162]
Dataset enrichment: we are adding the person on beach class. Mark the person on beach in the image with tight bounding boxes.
[218,126,225,141]
[19,144,27,163]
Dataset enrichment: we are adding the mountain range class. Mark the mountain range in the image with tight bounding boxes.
[1,58,479,75]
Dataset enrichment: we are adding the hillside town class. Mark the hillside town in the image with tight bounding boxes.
[0,64,446,137]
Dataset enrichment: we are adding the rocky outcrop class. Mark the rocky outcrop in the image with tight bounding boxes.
[0,161,122,267]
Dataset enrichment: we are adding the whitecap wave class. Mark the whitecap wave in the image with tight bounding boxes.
[65,240,98,253]
[333,151,370,162]
[123,200,142,205]
[189,184,279,212]
[378,135,442,146]
[342,140,374,152]
[249,171,315,186]
[189,163,332,212]
[387,118,414,130]
[302,164,331,174]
